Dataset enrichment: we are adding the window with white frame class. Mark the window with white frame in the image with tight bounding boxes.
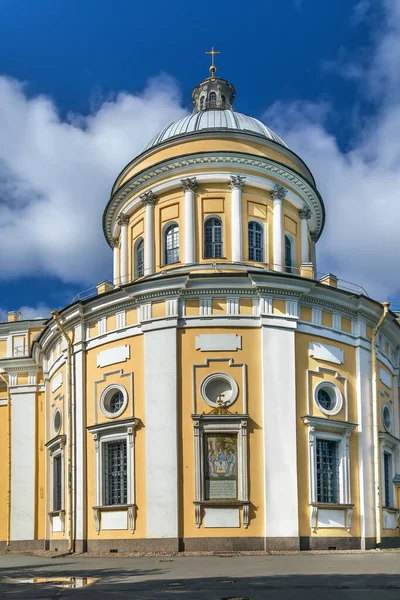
[303,416,356,506]
[88,419,139,508]
[383,451,394,508]
[53,453,63,511]
[284,234,295,274]
[248,221,264,262]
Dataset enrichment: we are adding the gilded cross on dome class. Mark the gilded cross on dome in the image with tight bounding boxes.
[205,46,220,77]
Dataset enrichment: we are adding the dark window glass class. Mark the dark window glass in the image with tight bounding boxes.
[53,454,62,511]
[317,388,334,411]
[285,235,293,273]
[200,96,205,110]
[109,390,124,413]
[135,239,144,278]
[384,452,393,508]
[248,221,263,262]
[208,92,216,103]
[165,224,179,265]
[316,439,339,503]
[104,440,127,506]
[204,218,223,259]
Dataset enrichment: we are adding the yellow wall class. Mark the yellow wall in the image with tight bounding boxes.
[178,326,264,538]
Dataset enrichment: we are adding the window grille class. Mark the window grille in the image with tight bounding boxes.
[248,221,263,262]
[165,224,179,264]
[384,452,393,508]
[110,391,124,413]
[135,239,144,278]
[104,440,127,505]
[316,439,340,503]
[53,454,62,511]
[285,235,293,273]
[204,218,223,258]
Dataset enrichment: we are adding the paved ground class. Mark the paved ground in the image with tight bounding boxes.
[1,551,400,598]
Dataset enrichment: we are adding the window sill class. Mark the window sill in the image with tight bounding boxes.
[48,509,65,517]
[93,504,134,512]
[383,506,398,513]
[194,500,248,507]
[310,502,354,509]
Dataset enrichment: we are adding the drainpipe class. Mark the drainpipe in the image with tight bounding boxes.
[372,301,390,548]
[0,370,11,547]
[51,311,74,554]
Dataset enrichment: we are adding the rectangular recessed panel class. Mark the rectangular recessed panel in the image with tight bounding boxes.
[101,510,127,531]
[196,334,241,351]
[309,342,343,365]
[203,507,240,528]
[318,509,345,528]
[97,345,130,368]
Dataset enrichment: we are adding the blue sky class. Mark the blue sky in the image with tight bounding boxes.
[0,0,399,318]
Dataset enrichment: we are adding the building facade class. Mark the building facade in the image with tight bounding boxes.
[1,71,400,552]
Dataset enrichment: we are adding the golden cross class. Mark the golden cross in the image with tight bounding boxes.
[205,46,220,77]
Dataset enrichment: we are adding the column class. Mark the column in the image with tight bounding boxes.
[117,214,129,284]
[72,324,86,552]
[144,327,178,548]
[111,238,119,285]
[181,178,197,264]
[10,384,36,542]
[271,184,287,272]
[299,206,311,265]
[229,175,245,262]
[355,343,375,549]
[310,231,318,277]
[261,325,299,549]
[140,190,156,276]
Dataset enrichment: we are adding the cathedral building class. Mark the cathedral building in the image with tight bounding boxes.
[1,62,400,553]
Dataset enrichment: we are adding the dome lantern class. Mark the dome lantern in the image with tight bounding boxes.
[191,75,236,112]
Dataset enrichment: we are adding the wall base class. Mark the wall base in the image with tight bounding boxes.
[300,537,361,551]
[86,538,180,553]
[0,540,44,551]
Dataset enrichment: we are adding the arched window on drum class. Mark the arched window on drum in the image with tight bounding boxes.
[204,217,223,259]
[248,221,264,262]
[164,223,179,265]
[284,234,295,274]
[134,238,144,278]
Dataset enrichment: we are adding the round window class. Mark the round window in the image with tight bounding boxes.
[383,404,392,432]
[200,373,239,408]
[53,409,62,434]
[100,385,128,419]
[314,382,342,416]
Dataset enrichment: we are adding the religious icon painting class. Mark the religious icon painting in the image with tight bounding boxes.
[204,433,238,500]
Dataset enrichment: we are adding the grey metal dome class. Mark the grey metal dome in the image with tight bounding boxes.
[144,109,287,151]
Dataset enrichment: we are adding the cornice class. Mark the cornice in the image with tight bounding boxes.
[103,151,325,246]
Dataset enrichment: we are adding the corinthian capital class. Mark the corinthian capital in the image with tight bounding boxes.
[229,175,246,190]
[117,214,129,227]
[299,206,312,220]
[110,237,119,248]
[310,231,318,242]
[181,177,198,192]
[271,184,287,201]
[140,190,157,206]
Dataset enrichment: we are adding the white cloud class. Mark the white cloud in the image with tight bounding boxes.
[263,0,400,301]
[0,74,187,285]
[0,304,51,323]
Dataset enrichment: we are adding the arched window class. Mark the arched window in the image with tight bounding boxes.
[164,223,179,265]
[204,217,223,259]
[285,234,294,273]
[248,221,264,262]
[134,238,144,278]
[221,95,226,104]
[208,91,216,105]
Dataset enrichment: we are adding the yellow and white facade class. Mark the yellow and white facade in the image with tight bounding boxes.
[1,71,400,552]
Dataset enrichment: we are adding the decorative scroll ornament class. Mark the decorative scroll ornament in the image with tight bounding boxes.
[310,230,319,242]
[229,175,246,190]
[271,184,287,201]
[110,237,119,248]
[181,177,198,192]
[299,206,312,220]
[140,190,157,206]
[116,214,129,227]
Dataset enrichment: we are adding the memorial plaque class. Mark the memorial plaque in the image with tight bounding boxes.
[204,434,238,500]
